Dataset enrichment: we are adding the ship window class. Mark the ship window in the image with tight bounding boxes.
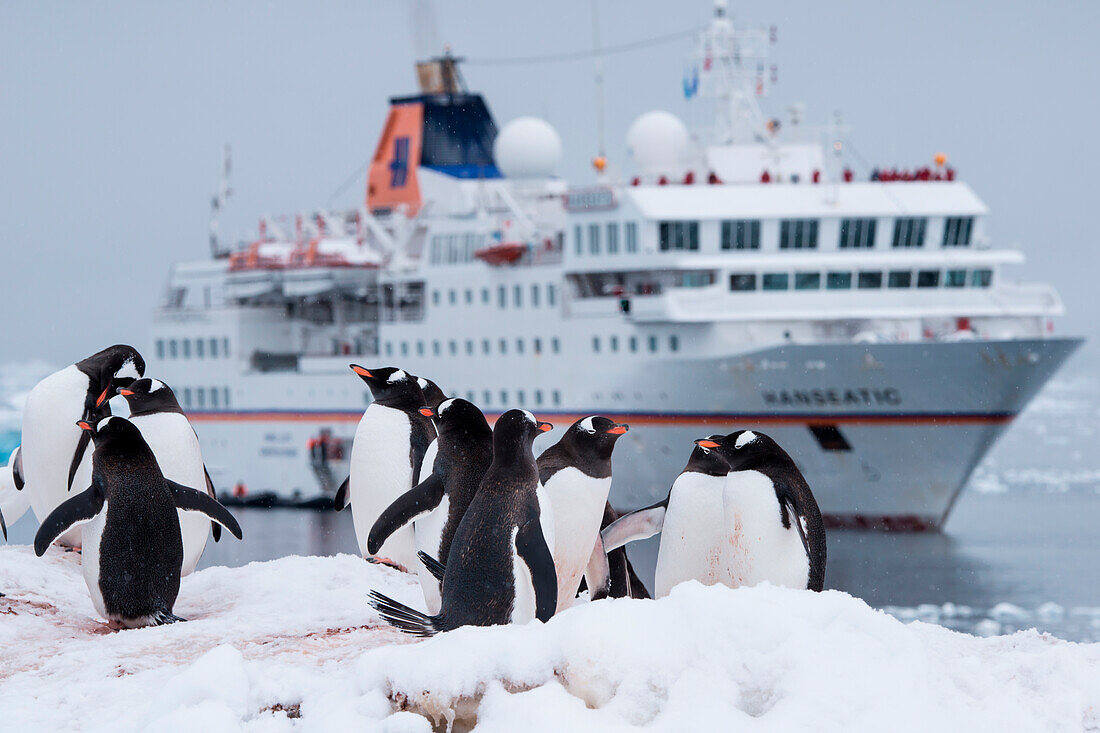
[648,335,658,352]
[795,272,821,290]
[206,338,216,358]
[433,341,441,356]
[499,339,507,355]
[482,287,490,304]
[466,340,474,355]
[722,220,761,250]
[762,273,789,290]
[517,390,525,405]
[629,336,638,352]
[892,217,927,248]
[917,270,940,288]
[552,337,561,353]
[534,338,542,354]
[972,268,993,288]
[196,388,205,408]
[514,285,522,308]
[625,221,638,253]
[945,269,967,288]
[809,424,851,451]
[501,390,509,405]
[198,339,207,359]
[180,339,190,359]
[574,225,583,255]
[156,340,165,359]
[589,223,601,254]
[483,391,491,406]
[669,334,680,352]
[592,336,601,353]
[448,289,457,305]
[552,389,561,405]
[210,388,219,408]
[465,289,473,304]
[779,219,818,249]
[223,338,230,356]
[729,273,757,291]
[412,341,421,357]
[182,388,191,409]
[517,338,525,354]
[400,342,409,356]
[607,222,620,254]
[888,270,912,288]
[224,388,230,408]
[826,271,852,290]
[531,284,540,307]
[610,335,619,352]
[482,339,490,355]
[449,340,457,355]
[385,342,393,357]
[659,221,699,251]
[943,216,974,247]
[548,284,557,306]
[535,390,543,405]
[858,271,883,289]
[498,285,506,309]
[839,218,877,249]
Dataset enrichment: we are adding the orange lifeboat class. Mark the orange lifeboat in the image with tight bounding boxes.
[474,242,526,265]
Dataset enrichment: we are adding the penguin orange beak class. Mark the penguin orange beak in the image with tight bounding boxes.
[76,420,93,431]
[606,424,629,435]
[350,365,373,378]
[419,407,435,417]
[95,387,111,407]
[537,421,553,433]
[117,388,134,397]
[695,439,721,448]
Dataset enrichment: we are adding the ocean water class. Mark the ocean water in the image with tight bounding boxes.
[6,369,1100,641]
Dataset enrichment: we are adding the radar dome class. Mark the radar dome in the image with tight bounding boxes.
[494,117,563,179]
[626,110,689,178]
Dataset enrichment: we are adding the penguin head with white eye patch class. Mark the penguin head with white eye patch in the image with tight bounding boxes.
[687,435,733,477]
[492,409,553,454]
[415,376,447,411]
[419,398,491,439]
[77,344,147,412]
[556,415,630,462]
[349,365,427,408]
[116,378,184,416]
[711,430,792,472]
[77,414,143,446]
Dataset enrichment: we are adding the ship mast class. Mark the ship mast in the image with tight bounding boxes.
[208,144,232,259]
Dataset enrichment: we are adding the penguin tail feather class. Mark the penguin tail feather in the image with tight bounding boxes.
[151,611,187,625]
[417,551,446,583]
[368,591,439,637]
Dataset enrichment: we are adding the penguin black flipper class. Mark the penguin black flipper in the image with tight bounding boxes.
[166,480,244,540]
[774,480,827,592]
[12,446,24,491]
[204,466,221,543]
[600,494,670,552]
[516,517,558,623]
[367,474,445,555]
[66,429,92,492]
[1,506,7,541]
[34,484,104,556]
[417,550,446,584]
[333,476,350,511]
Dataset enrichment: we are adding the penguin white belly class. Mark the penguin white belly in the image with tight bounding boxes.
[412,493,448,614]
[21,366,93,547]
[509,526,537,624]
[80,502,109,620]
[723,470,810,590]
[130,413,209,576]
[542,468,611,612]
[654,475,728,598]
[535,482,555,561]
[349,405,418,570]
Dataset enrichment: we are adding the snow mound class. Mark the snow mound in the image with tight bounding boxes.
[3,547,1100,731]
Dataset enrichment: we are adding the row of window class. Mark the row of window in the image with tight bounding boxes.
[431,283,558,310]
[592,333,680,354]
[574,221,640,256]
[177,386,232,410]
[450,388,563,409]
[428,232,487,265]
[384,331,683,360]
[728,267,994,292]
[156,337,231,360]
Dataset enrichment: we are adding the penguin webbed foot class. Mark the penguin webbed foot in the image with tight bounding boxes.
[366,556,407,573]
[151,611,186,626]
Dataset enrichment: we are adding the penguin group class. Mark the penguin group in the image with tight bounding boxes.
[4,346,243,627]
[340,364,827,637]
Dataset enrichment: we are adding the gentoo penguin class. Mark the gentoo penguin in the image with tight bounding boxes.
[601,437,733,598]
[536,416,628,611]
[708,430,826,591]
[369,410,557,635]
[20,345,144,547]
[339,366,435,572]
[367,397,493,614]
[411,375,447,507]
[34,416,242,627]
[117,378,221,576]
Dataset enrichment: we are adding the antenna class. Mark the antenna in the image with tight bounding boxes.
[209,145,232,259]
[591,0,608,176]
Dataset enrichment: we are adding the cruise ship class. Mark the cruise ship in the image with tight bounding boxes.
[149,2,1080,530]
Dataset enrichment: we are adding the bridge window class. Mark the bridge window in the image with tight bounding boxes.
[945,269,967,288]
[730,273,757,291]
[607,223,620,254]
[659,221,699,251]
[625,221,638,253]
[892,217,927,248]
[762,273,789,291]
[972,268,993,287]
[839,218,877,249]
[722,220,761,250]
[857,271,883,289]
[795,272,821,290]
[917,270,940,288]
[589,223,600,255]
[943,216,974,247]
[779,219,818,249]
[888,270,912,288]
[826,271,852,290]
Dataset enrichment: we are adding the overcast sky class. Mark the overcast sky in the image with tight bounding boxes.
[1,0,1097,365]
